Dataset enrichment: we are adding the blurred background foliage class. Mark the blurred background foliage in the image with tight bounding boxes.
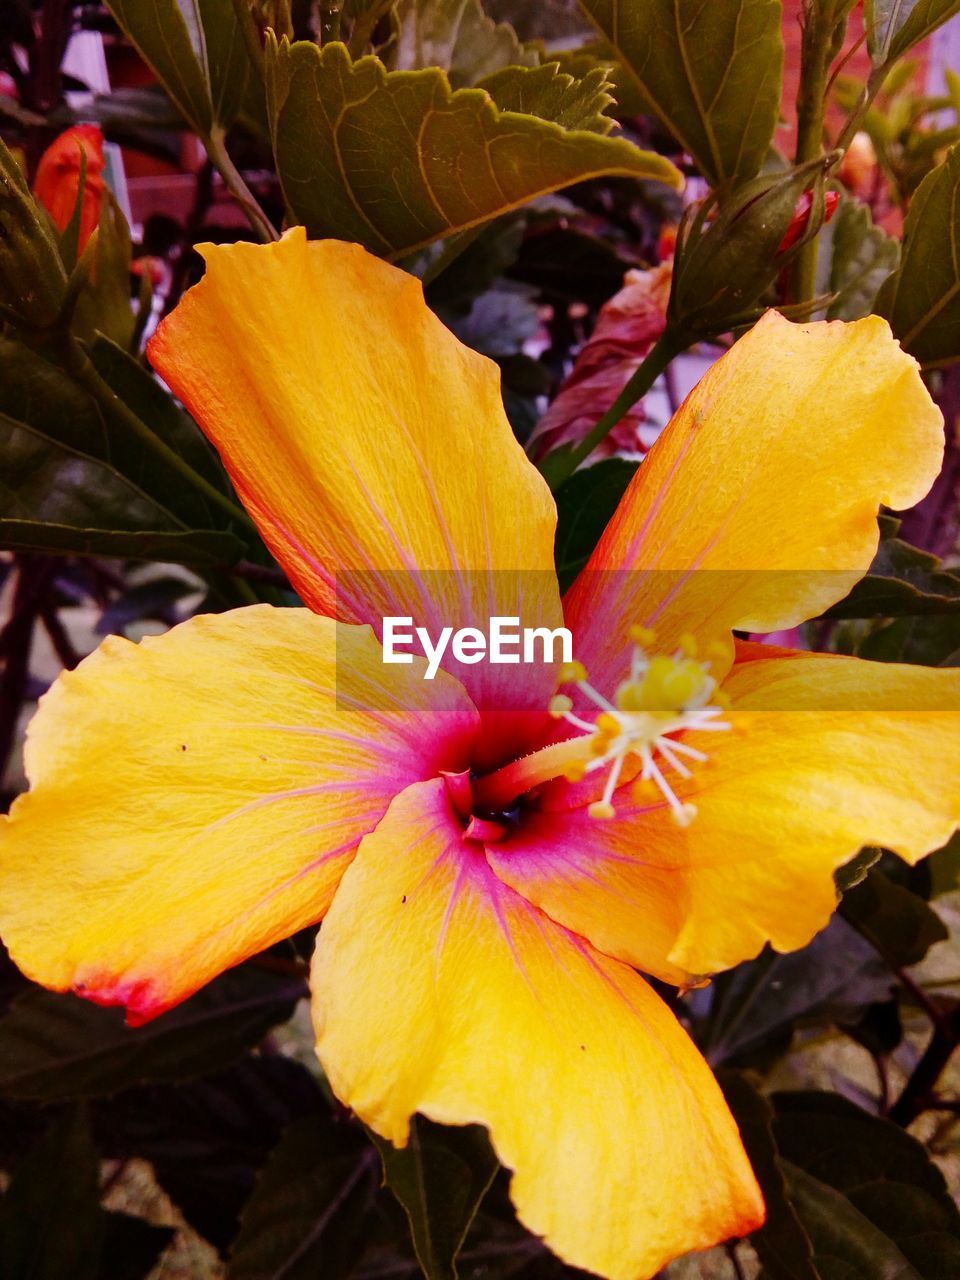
[0,1,960,1277]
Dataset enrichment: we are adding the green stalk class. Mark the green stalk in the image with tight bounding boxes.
[540,331,683,492]
[792,9,833,305]
[834,63,888,155]
[318,1,343,43]
[348,6,388,58]
[206,128,279,245]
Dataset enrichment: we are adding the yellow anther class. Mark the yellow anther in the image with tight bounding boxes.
[638,657,706,712]
[563,760,587,782]
[664,659,707,706]
[672,802,698,828]
[596,712,620,736]
[706,639,729,664]
[629,625,656,648]
[615,680,647,713]
[557,659,587,685]
[548,694,573,719]
[678,632,698,658]
[590,734,613,756]
[588,800,616,820]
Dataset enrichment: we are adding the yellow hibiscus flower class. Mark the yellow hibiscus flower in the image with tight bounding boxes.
[2,227,957,1280]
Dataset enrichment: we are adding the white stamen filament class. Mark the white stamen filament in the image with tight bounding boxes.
[554,633,732,823]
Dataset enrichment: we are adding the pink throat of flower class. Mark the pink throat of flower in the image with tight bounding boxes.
[444,629,731,838]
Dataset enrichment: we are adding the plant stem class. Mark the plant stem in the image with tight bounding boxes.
[348,6,387,58]
[63,336,257,535]
[206,128,279,244]
[40,602,80,670]
[889,1005,960,1126]
[833,63,888,155]
[895,965,948,1031]
[540,331,683,491]
[229,0,265,76]
[792,4,834,305]
[318,1,343,44]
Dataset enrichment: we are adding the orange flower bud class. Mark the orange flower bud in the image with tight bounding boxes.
[33,125,106,253]
[838,131,877,198]
[778,188,840,253]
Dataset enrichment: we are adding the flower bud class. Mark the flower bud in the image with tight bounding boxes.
[33,125,106,255]
[0,135,67,329]
[667,155,836,340]
[779,189,840,252]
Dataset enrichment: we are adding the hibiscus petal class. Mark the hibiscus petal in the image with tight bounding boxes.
[491,646,959,984]
[0,607,478,1021]
[312,777,764,1280]
[147,229,562,712]
[564,311,943,694]
[486,804,697,987]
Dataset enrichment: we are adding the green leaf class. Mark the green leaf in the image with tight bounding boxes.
[576,0,784,187]
[855,614,960,665]
[0,135,67,329]
[718,1074,818,1280]
[700,917,896,1066]
[835,846,884,893]
[929,830,960,896]
[372,1117,499,1280]
[227,1118,374,1280]
[548,42,649,119]
[0,1110,171,1279]
[87,333,233,498]
[0,336,246,563]
[826,198,900,321]
[71,192,136,349]
[0,1109,104,1280]
[264,38,681,258]
[54,85,185,138]
[865,1,960,65]
[0,519,243,565]
[479,62,617,133]
[724,1082,960,1280]
[767,1092,960,1279]
[876,142,960,368]
[105,0,254,137]
[825,524,960,618]
[390,0,538,87]
[841,868,948,967]
[553,457,638,591]
[776,1161,926,1280]
[0,966,303,1102]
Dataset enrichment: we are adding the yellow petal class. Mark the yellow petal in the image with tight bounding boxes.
[511,645,959,983]
[670,649,959,974]
[486,805,697,987]
[564,311,943,693]
[312,778,763,1280]
[0,607,478,1021]
[147,229,561,711]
